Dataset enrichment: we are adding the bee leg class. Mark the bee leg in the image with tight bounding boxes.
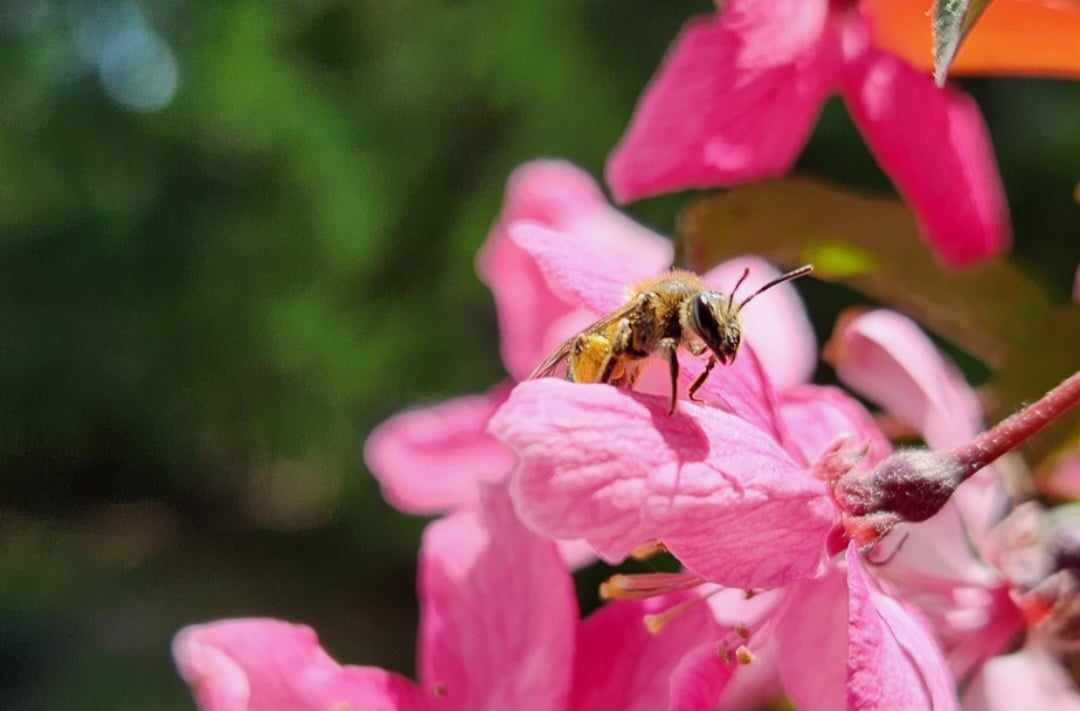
[689,356,717,403]
[658,337,679,414]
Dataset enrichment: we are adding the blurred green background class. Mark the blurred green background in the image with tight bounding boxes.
[0,1,1077,709]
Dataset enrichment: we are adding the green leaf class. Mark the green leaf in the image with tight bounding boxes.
[933,0,995,86]
[679,178,1080,464]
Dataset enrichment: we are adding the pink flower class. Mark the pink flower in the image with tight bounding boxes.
[827,308,1080,706]
[488,214,883,588]
[174,485,734,710]
[364,161,840,538]
[487,384,957,708]
[485,208,973,705]
[363,160,673,567]
[607,0,1010,267]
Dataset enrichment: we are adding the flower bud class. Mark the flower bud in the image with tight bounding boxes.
[831,371,1080,546]
[833,449,964,543]
[835,449,964,518]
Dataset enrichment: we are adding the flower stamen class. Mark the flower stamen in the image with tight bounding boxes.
[642,587,722,635]
[716,618,767,664]
[599,572,704,601]
[630,540,668,561]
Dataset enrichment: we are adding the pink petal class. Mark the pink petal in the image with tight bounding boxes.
[775,565,849,710]
[476,160,608,380]
[668,642,736,711]
[509,221,672,317]
[490,379,835,588]
[172,619,423,711]
[705,587,786,709]
[492,380,666,562]
[606,3,836,202]
[846,545,958,710]
[678,341,785,444]
[702,257,817,391]
[840,16,1009,267]
[714,630,783,710]
[963,644,1080,710]
[363,384,515,514]
[942,586,1025,681]
[775,548,958,711]
[556,538,598,569]
[829,309,980,452]
[725,0,832,69]
[778,384,892,467]
[569,593,725,710]
[417,484,576,709]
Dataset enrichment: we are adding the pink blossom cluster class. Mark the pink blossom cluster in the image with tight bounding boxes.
[170,2,1079,709]
[173,161,1079,710]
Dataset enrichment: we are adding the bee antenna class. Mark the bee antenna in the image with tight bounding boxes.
[737,264,813,313]
[727,268,751,311]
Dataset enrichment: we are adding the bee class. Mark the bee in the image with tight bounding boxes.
[529,264,813,414]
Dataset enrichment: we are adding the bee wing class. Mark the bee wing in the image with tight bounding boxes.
[526,302,638,380]
[527,336,576,380]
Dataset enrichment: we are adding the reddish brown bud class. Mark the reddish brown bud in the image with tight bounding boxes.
[833,371,1080,545]
[834,449,963,520]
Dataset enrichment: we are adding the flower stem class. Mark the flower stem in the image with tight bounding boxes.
[951,370,1080,480]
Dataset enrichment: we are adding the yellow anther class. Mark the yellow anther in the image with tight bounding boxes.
[631,540,668,560]
[735,645,755,665]
[598,572,703,601]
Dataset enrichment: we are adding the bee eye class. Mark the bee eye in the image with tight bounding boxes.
[693,294,720,339]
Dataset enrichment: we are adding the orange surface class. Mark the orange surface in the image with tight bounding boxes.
[865,0,1080,79]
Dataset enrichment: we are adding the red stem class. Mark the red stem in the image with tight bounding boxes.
[950,370,1080,479]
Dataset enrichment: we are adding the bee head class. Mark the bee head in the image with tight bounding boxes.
[685,264,814,365]
[688,291,742,364]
